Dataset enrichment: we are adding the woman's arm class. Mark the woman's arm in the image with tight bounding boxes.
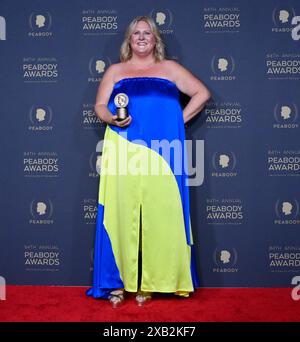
[167,60,211,124]
[94,64,132,127]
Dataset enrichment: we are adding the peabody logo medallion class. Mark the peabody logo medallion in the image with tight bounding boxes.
[114,93,129,121]
[114,93,129,107]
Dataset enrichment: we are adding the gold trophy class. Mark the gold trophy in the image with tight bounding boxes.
[114,93,129,121]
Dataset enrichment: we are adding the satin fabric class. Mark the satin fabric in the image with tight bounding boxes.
[87,77,199,299]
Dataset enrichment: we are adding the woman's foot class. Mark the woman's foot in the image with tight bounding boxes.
[175,291,190,298]
[109,289,124,308]
[135,291,152,306]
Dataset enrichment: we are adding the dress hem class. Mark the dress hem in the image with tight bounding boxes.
[124,288,195,294]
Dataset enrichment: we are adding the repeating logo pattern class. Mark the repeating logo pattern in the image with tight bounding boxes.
[1,2,300,287]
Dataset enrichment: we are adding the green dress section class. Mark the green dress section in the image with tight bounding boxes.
[99,125,194,293]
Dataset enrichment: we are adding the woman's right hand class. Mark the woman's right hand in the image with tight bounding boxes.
[110,115,132,127]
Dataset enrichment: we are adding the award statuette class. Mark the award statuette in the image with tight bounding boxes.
[114,93,129,121]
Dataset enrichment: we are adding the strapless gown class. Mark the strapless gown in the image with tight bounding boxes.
[86,77,199,299]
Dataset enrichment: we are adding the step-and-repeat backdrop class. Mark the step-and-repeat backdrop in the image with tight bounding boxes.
[1,0,300,287]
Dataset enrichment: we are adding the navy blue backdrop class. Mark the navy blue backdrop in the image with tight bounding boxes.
[0,0,300,287]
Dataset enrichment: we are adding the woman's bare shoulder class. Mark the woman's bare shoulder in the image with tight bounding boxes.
[105,62,122,75]
[160,59,184,82]
[163,59,184,71]
[106,62,129,82]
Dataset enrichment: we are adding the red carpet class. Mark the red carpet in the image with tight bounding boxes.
[0,286,299,322]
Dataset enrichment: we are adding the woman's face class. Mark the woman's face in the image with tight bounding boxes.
[130,20,156,56]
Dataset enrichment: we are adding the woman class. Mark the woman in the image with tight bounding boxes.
[86,15,211,307]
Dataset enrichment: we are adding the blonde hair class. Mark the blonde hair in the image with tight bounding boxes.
[120,15,166,63]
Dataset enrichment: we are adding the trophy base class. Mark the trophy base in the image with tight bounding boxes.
[116,107,128,122]
[116,116,128,121]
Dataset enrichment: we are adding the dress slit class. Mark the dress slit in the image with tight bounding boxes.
[138,204,142,289]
